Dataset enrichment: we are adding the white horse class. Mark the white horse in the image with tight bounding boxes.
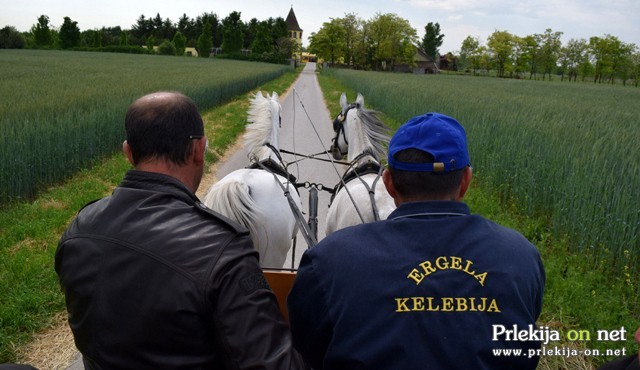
[204,91,302,268]
[325,92,396,235]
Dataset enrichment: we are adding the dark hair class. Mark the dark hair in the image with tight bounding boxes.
[389,148,464,199]
[124,92,204,165]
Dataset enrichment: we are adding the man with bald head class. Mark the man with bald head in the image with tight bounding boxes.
[56,92,305,369]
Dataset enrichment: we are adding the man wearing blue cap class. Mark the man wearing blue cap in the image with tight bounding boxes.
[288,112,546,369]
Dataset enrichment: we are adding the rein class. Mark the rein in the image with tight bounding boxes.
[279,148,350,167]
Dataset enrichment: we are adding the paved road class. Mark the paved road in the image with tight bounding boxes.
[65,62,339,370]
[212,62,342,269]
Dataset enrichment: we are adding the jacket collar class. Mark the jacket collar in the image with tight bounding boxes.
[389,200,470,220]
[119,170,199,204]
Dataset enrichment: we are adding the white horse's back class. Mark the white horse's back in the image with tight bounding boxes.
[325,173,395,235]
[204,168,300,268]
[204,91,301,268]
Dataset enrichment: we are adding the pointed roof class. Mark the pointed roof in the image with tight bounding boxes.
[286,7,302,31]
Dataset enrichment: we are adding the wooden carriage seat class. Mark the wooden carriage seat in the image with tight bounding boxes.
[263,269,297,323]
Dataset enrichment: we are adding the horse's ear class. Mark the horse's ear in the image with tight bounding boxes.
[271,91,279,101]
[340,92,348,109]
[356,93,364,108]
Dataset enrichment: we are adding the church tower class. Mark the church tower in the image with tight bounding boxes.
[286,6,303,62]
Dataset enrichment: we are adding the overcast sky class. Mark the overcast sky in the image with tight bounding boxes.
[1,0,638,53]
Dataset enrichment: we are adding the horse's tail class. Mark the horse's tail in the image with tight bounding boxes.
[203,180,262,249]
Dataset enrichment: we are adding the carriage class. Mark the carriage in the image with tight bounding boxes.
[203,91,394,320]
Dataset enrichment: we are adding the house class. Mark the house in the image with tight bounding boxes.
[439,53,458,71]
[393,47,439,74]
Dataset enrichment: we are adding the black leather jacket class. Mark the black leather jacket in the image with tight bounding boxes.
[55,170,306,369]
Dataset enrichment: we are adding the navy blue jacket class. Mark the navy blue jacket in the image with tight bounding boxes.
[288,201,545,370]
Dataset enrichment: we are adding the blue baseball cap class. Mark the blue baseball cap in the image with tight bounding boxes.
[387,113,470,172]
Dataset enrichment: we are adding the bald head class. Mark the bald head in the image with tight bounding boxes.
[125,91,204,166]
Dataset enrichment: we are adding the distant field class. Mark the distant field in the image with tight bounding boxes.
[324,69,640,273]
[0,49,290,204]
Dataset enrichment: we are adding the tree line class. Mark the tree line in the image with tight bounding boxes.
[308,12,639,85]
[459,30,639,85]
[0,11,298,63]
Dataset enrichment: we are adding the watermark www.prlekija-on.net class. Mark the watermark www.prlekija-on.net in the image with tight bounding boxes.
[491,324,630,359]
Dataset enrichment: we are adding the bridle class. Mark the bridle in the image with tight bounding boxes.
[330,103,358,158]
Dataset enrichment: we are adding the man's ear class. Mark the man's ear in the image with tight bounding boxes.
[192,138,206,166]
[382,169,398,199]
[457,166,473,200]
[122,140,135,166]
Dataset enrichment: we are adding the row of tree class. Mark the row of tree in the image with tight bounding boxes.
[308,12,639,85]
[0,12,298,61]
[308,13,420,71]
[459,30,639,84]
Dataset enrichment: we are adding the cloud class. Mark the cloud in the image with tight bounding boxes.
[402,0,485,12]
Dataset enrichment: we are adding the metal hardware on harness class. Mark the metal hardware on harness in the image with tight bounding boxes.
[308,187,318,242]
[253,160,317,249]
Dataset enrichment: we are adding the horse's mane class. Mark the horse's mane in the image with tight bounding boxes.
[244,92,278,159]
[352,106,391,161]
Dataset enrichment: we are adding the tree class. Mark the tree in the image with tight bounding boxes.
[251,20,273,54]
[59,16,81,49]
[270,17,288,47]
[80,29,102,48]
[31,15,53,48]
[177,13,196,43]
[131,15,152,40]
[341,13,361,67]
[630,51,640,87]
[366,13,418,71]
[422,22,444,59]
[0,26,25,49]
[197,21,213,57]
[511,36,530,78]
[560,38,589,82]
[245,18,259,49]
[195,13,221,47]
[221,11,244,54]
[308,18,346,65]
[161,17,175,41]
[152,13,163,40]
[93,30,103,48]
[172,31,187,55]
[119,31,129,46]
[609,40,635,85]
[487,30,515,77]
[590,35,619,83]
[459,35,479,73]
[146,35,155,52]
[538,29,563,80]
[519,34,540,79]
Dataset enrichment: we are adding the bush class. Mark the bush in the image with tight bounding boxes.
[157,40,176,56]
